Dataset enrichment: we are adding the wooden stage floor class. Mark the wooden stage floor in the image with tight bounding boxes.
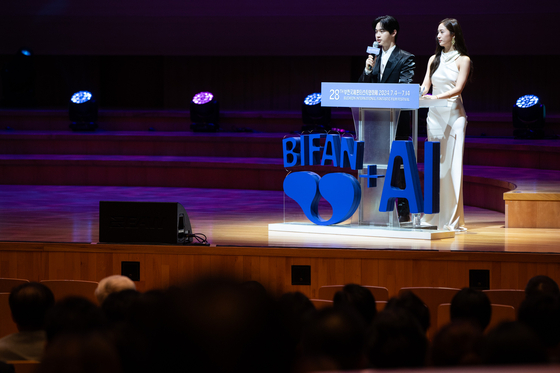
[0,184,558,254]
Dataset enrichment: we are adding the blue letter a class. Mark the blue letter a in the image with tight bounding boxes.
[379,141,424,214]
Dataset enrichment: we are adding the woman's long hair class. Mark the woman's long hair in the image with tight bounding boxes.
[429,18,473,81]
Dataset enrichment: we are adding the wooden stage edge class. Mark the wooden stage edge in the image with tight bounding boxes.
[2,240,560,300]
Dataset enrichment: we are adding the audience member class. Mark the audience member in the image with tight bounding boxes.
[0,282,54,361]
[366,307,428,369]
[95,275,136,305]
[240,280,268,297]
[0,363,13,373]
[429,321,483,366]
[332,284,377,326]
[113,289,166,373]
[525,275,560,299]
[518,294,560,353]
[277,292,316,350]
[481,321,548,365]
[101,289,141,328]
[119,278,290,373]
[44,296,106,344]
[450,287,491,331]
[384,290,431,334]
[300,307,367,371]
[38,332,121,373]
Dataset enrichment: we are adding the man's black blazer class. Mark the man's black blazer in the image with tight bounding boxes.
[359,46,415,84]
[358,46,415,140]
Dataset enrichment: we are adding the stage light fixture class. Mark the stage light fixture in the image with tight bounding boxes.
[302,92,331,132]
[513,94,546,139]
[69,90,98,131]
[190,91,219,132]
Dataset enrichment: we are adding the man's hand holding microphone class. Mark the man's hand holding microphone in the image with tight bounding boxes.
[365,41,380,72]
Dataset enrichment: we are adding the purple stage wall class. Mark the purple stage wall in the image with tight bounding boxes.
[0,0,557,56]
[0,1,558,113]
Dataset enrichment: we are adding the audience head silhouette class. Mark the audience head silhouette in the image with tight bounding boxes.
[430,321,483,366]
[44,296,106,343]
[518,293,560,349]
[525,275,560,299]
[333,284,377,325]
[95,275,137,304]
[301,307,367,371]
[385,290,431,333]
[367,308,427,369]
[450,287,492,331]
[9,282,54,331]
[482,321,548,365]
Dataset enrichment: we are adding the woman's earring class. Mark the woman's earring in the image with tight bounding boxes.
[452,37,456,46]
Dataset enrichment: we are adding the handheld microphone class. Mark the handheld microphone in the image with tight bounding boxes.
[366,42,380,71]
[366,41,380,55]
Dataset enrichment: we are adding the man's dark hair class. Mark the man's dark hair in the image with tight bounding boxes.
[44,296,106,343]
[518,293,560,348]
[481,321,547,365]
[9,282,54,331]
[302,307,366,371]
[367,308,427,369]
[333,284,377,326]
[373,15,400,42]
[430,321,484,366]
[450,288,492,331]
[277,291,316,348]
[525,275,560,299]
[101,288,141,327]
[385,290,430,333]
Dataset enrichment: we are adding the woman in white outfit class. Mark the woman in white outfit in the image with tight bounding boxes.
[420,18,472,232]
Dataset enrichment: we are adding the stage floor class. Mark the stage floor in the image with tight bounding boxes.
[1,185,558,254]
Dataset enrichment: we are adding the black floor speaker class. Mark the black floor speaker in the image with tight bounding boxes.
[99,201,192,244]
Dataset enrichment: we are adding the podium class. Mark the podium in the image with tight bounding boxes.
[269,82,453,240]
[321,82,447,228]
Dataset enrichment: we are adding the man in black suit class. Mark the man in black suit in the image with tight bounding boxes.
[359,15,415,222]
[359,15,415,84]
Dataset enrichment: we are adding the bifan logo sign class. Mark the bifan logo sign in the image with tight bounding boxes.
[282,134,440,226]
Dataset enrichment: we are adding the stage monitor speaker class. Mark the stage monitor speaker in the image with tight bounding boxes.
[99,201,192,244]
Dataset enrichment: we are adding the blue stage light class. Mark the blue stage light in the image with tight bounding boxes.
[516,95,539,109]
[190,91,219,132]
[69,91,98,131]
[70,91,93,104]
[513,94,546,139]
[192,91,214,105]
[304,93,322,106]
[302,93,331,131]
[20,49,32,57]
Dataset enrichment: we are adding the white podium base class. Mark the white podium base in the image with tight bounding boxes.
[268,222,455,241]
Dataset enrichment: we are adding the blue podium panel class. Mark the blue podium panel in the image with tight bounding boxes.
[321,82,420,109]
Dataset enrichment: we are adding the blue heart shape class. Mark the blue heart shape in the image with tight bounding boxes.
[283,172,361,225]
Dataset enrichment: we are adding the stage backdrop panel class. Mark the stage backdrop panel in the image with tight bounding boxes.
[0,0,557,56]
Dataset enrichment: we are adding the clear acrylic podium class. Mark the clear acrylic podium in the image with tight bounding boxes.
[268,82,453,241]
[321,82,447,228]
[351,106,413,227]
